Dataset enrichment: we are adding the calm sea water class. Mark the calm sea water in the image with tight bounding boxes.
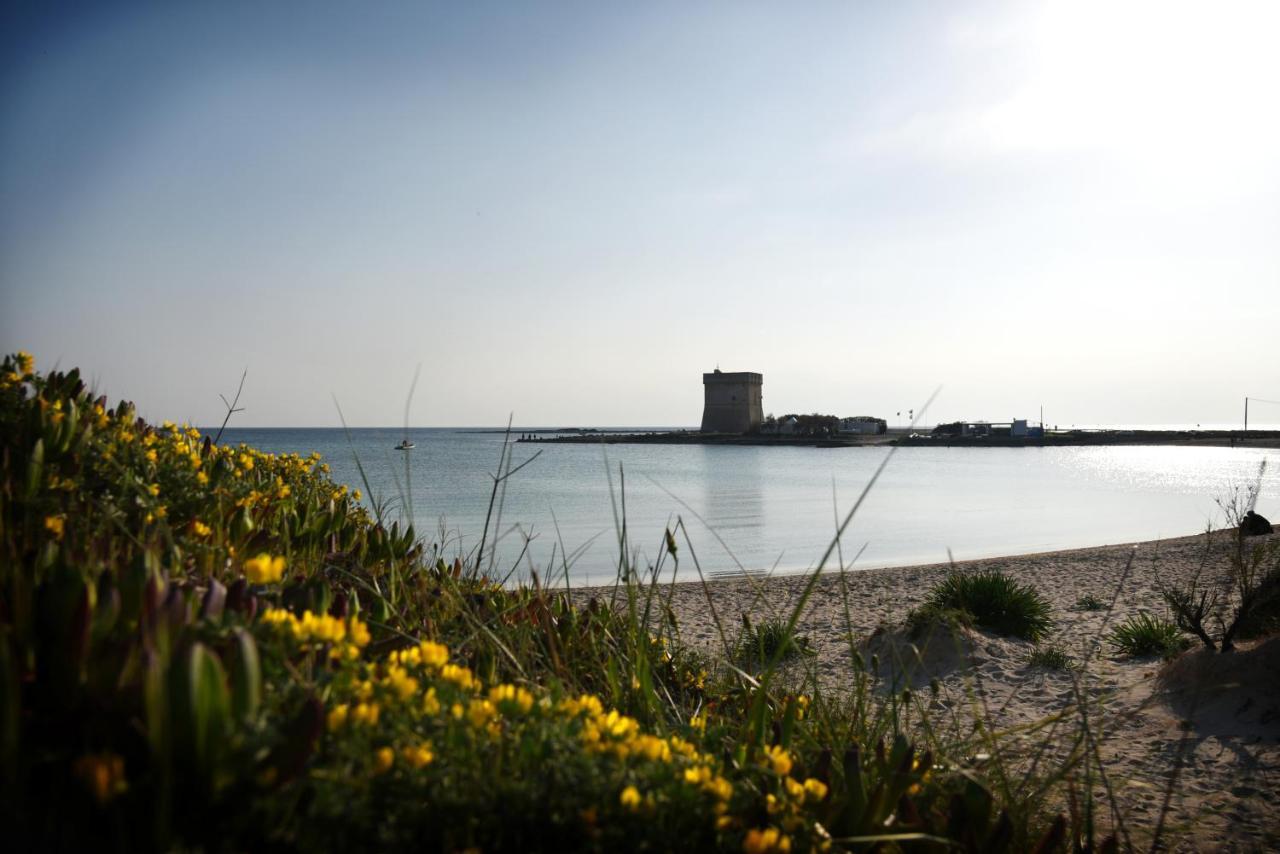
[215,428,1280,586]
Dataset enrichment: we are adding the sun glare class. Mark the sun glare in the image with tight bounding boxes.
[983,0,1280,192]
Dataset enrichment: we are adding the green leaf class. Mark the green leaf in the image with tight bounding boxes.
[25,438,43,499]
[226,628,261,722]
[171,642,231,776]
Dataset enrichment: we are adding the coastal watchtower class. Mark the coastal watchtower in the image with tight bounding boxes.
[700,370,763,433]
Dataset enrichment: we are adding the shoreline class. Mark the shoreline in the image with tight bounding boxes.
[522,429,1280,449]
[575,529,1280,850]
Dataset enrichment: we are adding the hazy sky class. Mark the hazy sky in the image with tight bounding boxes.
[3,1,1278,427]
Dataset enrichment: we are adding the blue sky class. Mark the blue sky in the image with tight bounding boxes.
[3,1,1278,427]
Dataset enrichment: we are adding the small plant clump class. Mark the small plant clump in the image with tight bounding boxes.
[1073,594,1106,612]
[1027,645,1073,671]
[1108,613,1189,658]
[924,569,1054,642]
[736,615,811,665]
[905,603,973,640]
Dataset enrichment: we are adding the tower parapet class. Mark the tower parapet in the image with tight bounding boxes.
[700,370,763,433]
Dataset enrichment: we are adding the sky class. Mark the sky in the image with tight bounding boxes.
[2,0,1278,428]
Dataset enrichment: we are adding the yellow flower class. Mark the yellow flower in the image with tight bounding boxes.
[16,351,34,375]
[373,746,394,774]
[764,745,792,777]
[558,693,604,718]
[244,553,286,584]
[440,664,476,692]
[384,665,420,701]
[402,743,434,769]
[196,471,209,485]
[72,752,127,804]
[620,785,642,812]
[353,489,362,502]
[467,699,496,729]
[743,827,791,854]
[684,765,711,786]
[327,704,349,731]
[44,515,65,540]
[417,640,449,669]
[154,505,167,519]
[706,775,733,802]
[802,778,828,802]
[192,521,212,537]
[352,703,380,726]
[148,483,160,497]
[145,449,158,463]
[488,683,534,714]
[422,687,441,716]
[632,734,672,763]
[348,618,372,647]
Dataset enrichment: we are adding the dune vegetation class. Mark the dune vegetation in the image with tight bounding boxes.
[0,350,1206,851]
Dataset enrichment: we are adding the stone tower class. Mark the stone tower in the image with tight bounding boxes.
[700,370,763,433]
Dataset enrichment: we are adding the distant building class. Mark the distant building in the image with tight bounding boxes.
[945,419,1044,439]
[701,370,763,433]
[839,416,887,435]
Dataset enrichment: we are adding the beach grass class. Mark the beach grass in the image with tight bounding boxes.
[1107,613,1189,658]
[920,569,1054,642]
[1026,645,1073,671]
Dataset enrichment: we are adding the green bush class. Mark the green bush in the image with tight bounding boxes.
[924,570,1053,642]
[1108,613,1188,658]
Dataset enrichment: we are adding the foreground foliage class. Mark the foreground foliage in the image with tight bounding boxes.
[1,352,1072,851]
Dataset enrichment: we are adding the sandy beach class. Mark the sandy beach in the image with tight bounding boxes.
[580,529,1280,851]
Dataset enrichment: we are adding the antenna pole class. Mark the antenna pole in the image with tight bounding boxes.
[1244,397,1248,434]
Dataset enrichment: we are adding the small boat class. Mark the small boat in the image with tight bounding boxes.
[395,439,415,450]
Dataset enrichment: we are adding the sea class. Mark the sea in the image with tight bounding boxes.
[215,428,1280,587]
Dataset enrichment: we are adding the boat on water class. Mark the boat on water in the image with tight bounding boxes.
[395,439,415,450]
